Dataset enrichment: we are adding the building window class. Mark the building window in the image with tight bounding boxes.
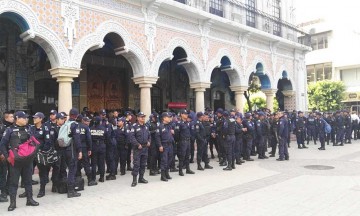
[15,70,27,93]
[272,0,281,36]
[174,0,186,4]
[246,0,256,27]
[210,0,223,17]
[311,32,329,50]
[307,63,332,83]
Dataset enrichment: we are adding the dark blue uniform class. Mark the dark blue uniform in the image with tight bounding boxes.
[316,117,326,150]
[295,116,307,148]
[336,114,345,145]
[0,120,12,199]
[114,124,127,175]
[223,116,236,169]
[125,120,133,170]
[278,116,289,160]
[344,114,352,143]
[90,124,109,181]
[129,123,151,177]
[147,120,160,175]
[234,120,244,163]
[106,122,117,177]
[193,120,208,168]
[242,119,255,160]
[76,123,92,180]
[256,119,267,159]
[306,116,317,144]
[176,120,193,174]
[209,121,218,159]
[157,123,174,173]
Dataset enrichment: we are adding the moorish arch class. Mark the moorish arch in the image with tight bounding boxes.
[151,37,203,83]
[71,20,150,78]
[276,69,295,111]
[0,0,70,68]
[245,57,274,88]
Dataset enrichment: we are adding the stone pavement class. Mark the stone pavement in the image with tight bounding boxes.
[2,141,360,216]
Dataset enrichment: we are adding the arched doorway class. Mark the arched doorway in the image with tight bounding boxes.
[0,13,53,114]
[154,47,193,112]
[276,70,294,111]
[79,33,136,113]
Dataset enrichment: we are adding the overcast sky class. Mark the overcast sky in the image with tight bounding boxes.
[295,0,360,25]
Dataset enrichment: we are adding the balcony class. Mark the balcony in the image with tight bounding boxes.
[173,0,309,46]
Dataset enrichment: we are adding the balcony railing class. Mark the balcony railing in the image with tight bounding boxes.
[173,0,310,46]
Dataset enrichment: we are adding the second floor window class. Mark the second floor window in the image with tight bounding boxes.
[246,0,256,27]
[210,0,223,17]
[311,32,330,50]
[272,0,281,36]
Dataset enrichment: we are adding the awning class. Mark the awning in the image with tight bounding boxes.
[342,91,360,102]
[168,102,187,109]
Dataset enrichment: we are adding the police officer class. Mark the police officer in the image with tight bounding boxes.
[0,111,14,202]
[0,111,39,211]
[147,113,160,176]
[306,112,317,145]
[208,115,218,159]
[277,112,289,161]
[124,111,134,171]
[315,112,326,150]
[324,113,334,145]
[129,112,151,187]
[344,110,352,144]
[193,112,212,170]
[269,112,280,157]
[234,114,246,164]
[90,116,110,183]
[65,108,83,198]
[256,112,269,159]
[157,112,174,182]
[105,118,117,181]
[295,111,308,149]
[76,116,97,186]
[114,117,127,176]
[175,109,195,177]
[30,112,51,198]
[335,111,345,146]
[243,113,255,161]
[222,111,236,170]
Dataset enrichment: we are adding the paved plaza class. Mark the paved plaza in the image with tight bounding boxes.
[2,141,360,216]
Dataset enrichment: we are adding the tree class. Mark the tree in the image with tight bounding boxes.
[244,96,266,112]
[244,75,261,111]
[307,80,345,111]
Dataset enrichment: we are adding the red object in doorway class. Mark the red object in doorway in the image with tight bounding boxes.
[168,102,187,109]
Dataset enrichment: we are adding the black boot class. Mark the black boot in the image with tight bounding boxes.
[197,163,204,171]
[127,163,133,171]
[165,170,172,179]
[204,163,213,169]
[88,175,97,186]
[138,175,148,184]
[18,191,26,198]
[0,193,8,202]
[120,166,126,175]
[26,195,39,206]
[99,176,105,182]
[8,195,16,211]
[302,144,308,149]
[131,175,137,187]
[51,183,58,193]
[106,174,116,180]
[149,169,157,176]
[223,164,232,171]
[298,145,303,149]
[161,171,168,182]
[67,185,81,198]
[219,160,227,166]
[231,160,235,169]
[37,184,46,198]
[186,165,195,174]
[179,168,184,176]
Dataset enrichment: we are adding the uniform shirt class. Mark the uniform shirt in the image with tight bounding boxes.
[315,118,326,135]
[114,125,126,146]
[223,117,236,136]
[130,123,151,148]
[295,117,306,130]
[90,124,110,149]
[0,120,12,155]
[68,119,82,153]
[336,115,345,129]
[30,124,51,151]
[147,120,160,146]
[344,115,352,128]
[193,120,206,143]
[278,117,289,139]
[176,120,191,140]
[156,122,174,147]
[306,116,316,127]
[44,120,57,144]
[255,119,267,137]
[242,119,255,139]
[0,125,31,158]
[202,121,212,138]
[79,123,92,151]
[235,122,244,140]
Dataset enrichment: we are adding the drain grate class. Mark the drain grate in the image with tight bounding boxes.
[304,165,335,170]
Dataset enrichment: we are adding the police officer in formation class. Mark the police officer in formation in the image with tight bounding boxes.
[129,112,150,187]
[1,107,360,211]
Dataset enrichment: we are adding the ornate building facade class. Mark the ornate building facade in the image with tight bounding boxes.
[0,0,310,116]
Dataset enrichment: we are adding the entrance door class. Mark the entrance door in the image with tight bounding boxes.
[87,65,126,112]
[213,91,225,111]
[34,79,58,114]
[151,86,162,112]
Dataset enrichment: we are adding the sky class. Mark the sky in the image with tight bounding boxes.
[295,0,360,25]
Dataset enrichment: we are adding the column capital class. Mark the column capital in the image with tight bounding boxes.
[132,76,158,88]
[282,90,295,97]
[262,89,278,96]
[190,82,211,92]
[49,67,81,80]
[230,85,248,93]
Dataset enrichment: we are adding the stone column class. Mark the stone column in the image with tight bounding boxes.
[230,86,248,113]
[49,68,81,113]
[133,76,158,117]
[190,82,211,112]
[263,89,278,112]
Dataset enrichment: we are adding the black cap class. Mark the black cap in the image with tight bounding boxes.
[82,116,91,122]
[161,112,172,118]
[125,111,132,116]
[69,108,79,116]
[100,109,106,115]
[216,108,224,114]
[298,111,303,114]
[50,110,57,115]
[137,112,146,117]
[196,112,204,118]
[95,116,102,122]
[56,113,65,119]
[15,111,28,119]
[223,111,230,117]
[117,117,126,123]
[33,112,45,119]
[180,109,189,115]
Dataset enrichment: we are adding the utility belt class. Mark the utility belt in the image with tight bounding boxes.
[94,140,105,145]
[161,141,172,146]
[180,137,190,142]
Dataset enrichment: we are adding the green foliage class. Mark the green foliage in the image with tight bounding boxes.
[244,75,261,111]
[307,80,345,111]
[273,97,279,112]
[244,96,266,112]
